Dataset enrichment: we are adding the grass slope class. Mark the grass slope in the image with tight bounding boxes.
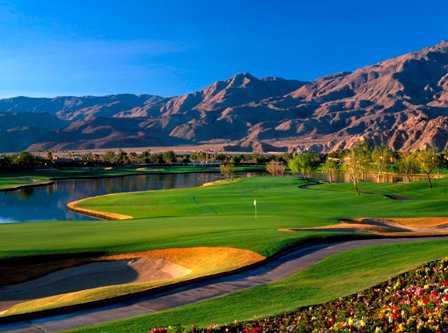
[69,239,448,332]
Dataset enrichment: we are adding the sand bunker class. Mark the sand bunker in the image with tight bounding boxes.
[288,217,448,237]
[67,197,133,220]
[0,257,190,311]
[0,247,264,317]
[201,179,239,187]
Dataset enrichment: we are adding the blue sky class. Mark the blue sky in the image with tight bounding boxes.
[0,0,447,98]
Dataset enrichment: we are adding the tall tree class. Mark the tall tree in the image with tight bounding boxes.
[14,151,36,170]
[288,153,319,177]
[103,151,116,165]
[415,148,439,188]
[162,151,176,164]
[396,152,419,182]
[343,144,371,195]
[371,146,394,182]
[266,161,285,176]
[220,162,234,179]
[322,157,339,183]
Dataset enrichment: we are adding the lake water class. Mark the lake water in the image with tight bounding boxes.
[0,171,427,223]
[0,173,224,223]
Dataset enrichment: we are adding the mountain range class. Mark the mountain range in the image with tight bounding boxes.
[1,41,448,153]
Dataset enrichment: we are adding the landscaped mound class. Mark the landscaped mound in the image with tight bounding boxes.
[290,217,448,238]
[0,247,264,317]
[191,258,448,332]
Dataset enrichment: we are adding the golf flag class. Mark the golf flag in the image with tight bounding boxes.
[253,199,257,218]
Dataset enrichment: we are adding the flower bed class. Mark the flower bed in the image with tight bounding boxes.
[150,258,448,332]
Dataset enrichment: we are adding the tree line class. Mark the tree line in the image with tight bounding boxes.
[0,150,271,172]
[263,144,446,193]
[1,146,446,193]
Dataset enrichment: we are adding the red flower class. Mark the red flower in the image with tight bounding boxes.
[391,312,400,320]
[415,287,425,296]
[149,328,167,333]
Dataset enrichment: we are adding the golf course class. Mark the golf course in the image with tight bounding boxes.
[1,173,448,332]
[2,3,448,331]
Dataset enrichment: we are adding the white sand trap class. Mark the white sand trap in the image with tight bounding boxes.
[0,247,264,317]
[0,257,190,310]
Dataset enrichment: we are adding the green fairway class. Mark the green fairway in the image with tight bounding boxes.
[2,176,448,260]
[75,175,448,222]
[69,238,448,333]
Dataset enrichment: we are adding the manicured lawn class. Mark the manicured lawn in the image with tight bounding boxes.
[69,238,448,332]
[2,176,448,261]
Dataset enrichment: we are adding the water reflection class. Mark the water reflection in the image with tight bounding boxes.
[0,173,223,223]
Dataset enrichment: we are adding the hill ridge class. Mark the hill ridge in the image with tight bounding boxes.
[0,41,447,152]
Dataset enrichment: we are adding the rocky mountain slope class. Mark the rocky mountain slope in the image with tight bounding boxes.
[1,41,447,152]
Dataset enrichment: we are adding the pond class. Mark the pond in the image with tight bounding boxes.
[0,172,225,223]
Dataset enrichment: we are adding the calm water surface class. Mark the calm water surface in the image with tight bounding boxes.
[0,173,224,223]
[0,171,423,223]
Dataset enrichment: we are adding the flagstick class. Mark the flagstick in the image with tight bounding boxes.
[253,199,257,219]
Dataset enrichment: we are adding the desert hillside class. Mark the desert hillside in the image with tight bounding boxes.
[1,41,447,153]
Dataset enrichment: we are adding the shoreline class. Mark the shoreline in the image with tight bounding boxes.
[0,180,55,192]
[0,165,263,192]
[67,197,133,220]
